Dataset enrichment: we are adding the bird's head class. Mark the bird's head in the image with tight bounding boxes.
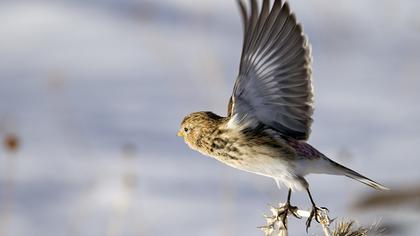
[178,111,224,151]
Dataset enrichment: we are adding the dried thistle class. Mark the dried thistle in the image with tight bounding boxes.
[260,204,381,236]
[332,220,369,236]
[259,203,294,236]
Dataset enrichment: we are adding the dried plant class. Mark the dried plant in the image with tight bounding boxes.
[332,220,369,236]
[260,204,379,236]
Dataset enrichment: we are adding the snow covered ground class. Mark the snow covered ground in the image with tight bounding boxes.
[1,0,420,235]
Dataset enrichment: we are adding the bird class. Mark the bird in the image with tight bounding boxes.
[177,0,388,230]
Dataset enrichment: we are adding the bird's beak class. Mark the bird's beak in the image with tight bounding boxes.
[177,131,183,137]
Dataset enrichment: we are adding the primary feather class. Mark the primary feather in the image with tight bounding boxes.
[229,0,313,140]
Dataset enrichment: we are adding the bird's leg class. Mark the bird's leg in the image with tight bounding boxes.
[260,189,303,234]
[284,189,301,219]
[305,188,330,232]
[275,189,302,228]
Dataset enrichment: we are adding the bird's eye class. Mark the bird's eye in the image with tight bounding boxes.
[184,127,189,132]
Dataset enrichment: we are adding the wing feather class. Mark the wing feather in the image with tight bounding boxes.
[230,0,313,140]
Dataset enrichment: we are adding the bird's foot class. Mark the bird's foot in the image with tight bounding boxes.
[259,202,302,234]
[305,206,330,232]
[278,202,302,225]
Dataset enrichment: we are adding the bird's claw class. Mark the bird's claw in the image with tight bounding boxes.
[259,203,302,234]
[281,203,302,220]
[275,203,302,229]
[305,206,330,232]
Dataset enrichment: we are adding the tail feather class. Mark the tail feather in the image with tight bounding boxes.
[345,171,389,191]
[328,159,389,191]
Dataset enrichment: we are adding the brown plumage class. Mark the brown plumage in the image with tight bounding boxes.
[178,0,387,230]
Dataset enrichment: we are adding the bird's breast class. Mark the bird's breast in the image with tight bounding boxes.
[200,131,298,177]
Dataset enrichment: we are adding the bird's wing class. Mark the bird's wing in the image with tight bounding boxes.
[228,0,313,140]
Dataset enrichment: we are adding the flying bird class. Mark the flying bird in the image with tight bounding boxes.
[178,0,387,229]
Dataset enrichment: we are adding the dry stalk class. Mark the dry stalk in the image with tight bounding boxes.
[260,203,375,236]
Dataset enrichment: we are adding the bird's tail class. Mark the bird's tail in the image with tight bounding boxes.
[327,159,389,191]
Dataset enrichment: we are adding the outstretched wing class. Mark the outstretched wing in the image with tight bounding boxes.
[228,0,313,140]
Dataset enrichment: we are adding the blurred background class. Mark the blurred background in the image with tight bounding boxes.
[1,0,420,235]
